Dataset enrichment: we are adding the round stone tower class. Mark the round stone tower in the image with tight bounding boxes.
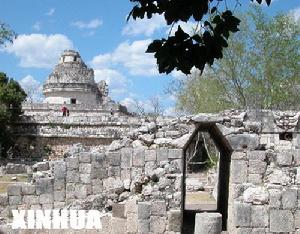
[43,50,104,105]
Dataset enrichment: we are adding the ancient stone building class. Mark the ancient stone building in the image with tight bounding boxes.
[43,50,106,105]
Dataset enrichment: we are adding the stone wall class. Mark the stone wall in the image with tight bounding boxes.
[1,110,299,233]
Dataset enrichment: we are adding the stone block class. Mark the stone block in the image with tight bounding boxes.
[79,163,92,173]
[9,196,21,205]
[138,202,150,220]
[107,166,121,177]
[270,209,295,232]
[91,152,105,164]
[234,202,251,227]
[33,162,49,171]
[79,152,91,163]
[231,160,248,184]
[248,174,262,185]
[151,201,167,216]
[92,179,103,194]
[227,133,259,150]
[112,203,126,218]
[277,150,293,166]
[145,149,156,161]
[121,148,132,168]
[293,149,300,165]
[65,157,79,170]
[236,228,252,234]
[138,219,150,233]
[30,204,41,210]
[296,167,300,184]
[80,173,91,184]
[132,148,145,166]
[269,189,281,208]
[247,151,266,161]
[35,178,53,195]
[53,161,66,179]
[75,184,91,199]
[0,194,8,206]
[282,188,297,209]
[120,168,131,180]
[145,161,156,176]
[231,152,246,160]
[91,166,107,179]
[243,187,269,205]
[106,152,121,166]
[23,195,39,205]
[168,210,181,232]
[7,184,22,196]
[22,184,36,195]
[168,149,182,159]
[150,216,166,234]
[66,170,80,183]
[54,190,65,202]
[54,178,65,190]
[248,160,266,174]
[42,203,53,210]
[39,194,53,204]
[251,205,268,227]
[54,202,65,209]
[194,212,222,234]
[156,148,168,162]
[126,198,138,214]
[66,183,76,197]
[295,210,300,229]
[126,212,138,233]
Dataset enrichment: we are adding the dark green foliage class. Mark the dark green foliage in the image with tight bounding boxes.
[128,0,272,75]
[0,72,27,157]
[0,22,16,45]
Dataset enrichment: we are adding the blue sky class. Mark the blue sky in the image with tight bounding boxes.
[0,0,299,115]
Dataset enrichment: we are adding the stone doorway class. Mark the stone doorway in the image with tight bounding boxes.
[182,124,232,233]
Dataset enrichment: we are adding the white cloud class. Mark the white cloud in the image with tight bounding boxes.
[71,19,103,29]
[46,8,55,16]
[91,39,158,76]
[19,75,43,102]
[4,34,73,68]
[33,22,41,31]
[94,69,129,98]
[122,14,166,37]
[291,6,300,22]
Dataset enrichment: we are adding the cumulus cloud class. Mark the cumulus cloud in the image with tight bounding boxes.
[19,75,43,102]
[71,19,103,29]
[46,8,55,16]
[4,34,73,68]
[94,69,129,98]
[122,14,166,37]
[91,39,158,76]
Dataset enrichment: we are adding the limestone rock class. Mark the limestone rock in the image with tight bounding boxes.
[243,187,269,204]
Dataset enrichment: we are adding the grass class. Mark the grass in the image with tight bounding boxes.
[0,174,28,193]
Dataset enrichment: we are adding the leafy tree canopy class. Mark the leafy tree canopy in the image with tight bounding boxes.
[0,22,15,46]
[128,0,272,75]
[171,7,300,113]
[0,72,26,157]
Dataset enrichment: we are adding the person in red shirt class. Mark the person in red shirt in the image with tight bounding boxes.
[62,103,67,116]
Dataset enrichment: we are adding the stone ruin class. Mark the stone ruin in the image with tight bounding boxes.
[0,50,300,233]
[0,108,299,233]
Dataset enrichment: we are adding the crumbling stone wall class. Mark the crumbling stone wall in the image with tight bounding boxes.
[1,110,299,234]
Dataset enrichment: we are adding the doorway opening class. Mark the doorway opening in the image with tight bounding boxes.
[182,124,232,233]
[70,98,77,104]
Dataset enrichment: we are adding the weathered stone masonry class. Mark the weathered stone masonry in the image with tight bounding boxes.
[1,110,300,234]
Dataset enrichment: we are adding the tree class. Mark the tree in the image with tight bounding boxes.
[0,72,27,157]
[0,22,15,46]
[172,8,300,113]
[128,0,271,75]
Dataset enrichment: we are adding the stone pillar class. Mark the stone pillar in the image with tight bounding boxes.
[194,212,222,234]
